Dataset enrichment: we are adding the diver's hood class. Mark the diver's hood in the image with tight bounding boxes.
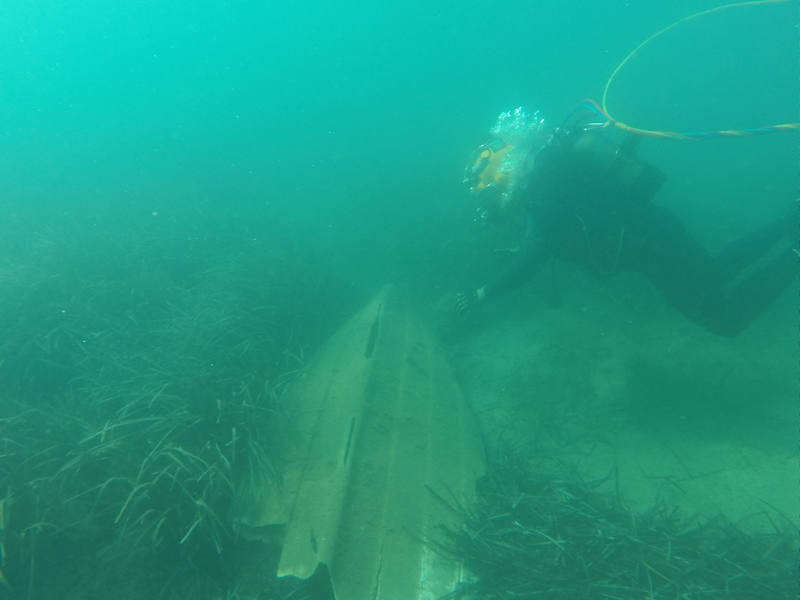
[465,106,549,221]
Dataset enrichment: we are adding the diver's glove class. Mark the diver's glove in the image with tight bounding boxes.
[455,286,486,314]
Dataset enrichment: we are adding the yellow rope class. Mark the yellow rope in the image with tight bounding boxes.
[601,0,792,140]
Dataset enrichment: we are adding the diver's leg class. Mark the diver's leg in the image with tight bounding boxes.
[628,204,795,335]
[710,248,796,336]
[714,211,793,280]
[624,205,725,328]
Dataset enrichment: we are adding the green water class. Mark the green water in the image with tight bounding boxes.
[1,1,794,287]
[0,1,796,598]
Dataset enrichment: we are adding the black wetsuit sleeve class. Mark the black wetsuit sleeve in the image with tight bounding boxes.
[483,212,549,299]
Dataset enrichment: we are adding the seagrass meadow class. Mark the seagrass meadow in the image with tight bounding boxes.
[0,206,340,599]
[0,205,794,599]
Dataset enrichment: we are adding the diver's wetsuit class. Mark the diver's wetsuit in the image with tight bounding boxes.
[483,126,795,336]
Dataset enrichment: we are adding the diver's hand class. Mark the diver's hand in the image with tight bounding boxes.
[455,286,486,314]
[455,292,472,314]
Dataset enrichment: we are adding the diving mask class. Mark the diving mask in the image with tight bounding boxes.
[464,106,547,221]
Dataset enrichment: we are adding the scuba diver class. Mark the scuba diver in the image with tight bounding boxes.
[458,105,795,336]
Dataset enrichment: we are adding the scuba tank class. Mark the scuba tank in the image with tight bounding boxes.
[548,106,666,202]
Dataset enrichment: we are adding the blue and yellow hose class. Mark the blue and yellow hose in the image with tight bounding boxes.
[599,0,798,141]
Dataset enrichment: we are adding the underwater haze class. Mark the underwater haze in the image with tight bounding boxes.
[1,0,794,288]
[0,0,796,599]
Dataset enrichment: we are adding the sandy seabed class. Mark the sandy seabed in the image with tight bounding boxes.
[447,266,797,533]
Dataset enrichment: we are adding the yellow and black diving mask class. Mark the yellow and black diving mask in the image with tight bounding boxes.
[463,141,520,222]
[464,106,547,222]
[463,140,515,196]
